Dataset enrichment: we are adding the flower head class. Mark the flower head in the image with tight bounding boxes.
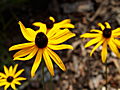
[0,64,26,90]
[80,22,120,63]
[9,19,75,77]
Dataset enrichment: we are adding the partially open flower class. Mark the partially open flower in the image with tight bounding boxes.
[80,22,120,63]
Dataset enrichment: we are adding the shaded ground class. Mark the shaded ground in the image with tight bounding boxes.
[1,0,120,90]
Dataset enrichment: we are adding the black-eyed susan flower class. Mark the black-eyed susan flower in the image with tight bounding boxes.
[80,22,120,63]
[0,64,26,90]
[9,20,75,77]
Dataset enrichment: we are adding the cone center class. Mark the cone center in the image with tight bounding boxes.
[7,76,14,82]
[103,28,112,38]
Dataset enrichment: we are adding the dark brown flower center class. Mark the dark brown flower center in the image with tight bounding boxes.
[103,28,112,38]
[7,76,14,82]
[35,32,48,48]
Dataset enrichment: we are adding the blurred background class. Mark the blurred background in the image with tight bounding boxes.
[0,0,120,90]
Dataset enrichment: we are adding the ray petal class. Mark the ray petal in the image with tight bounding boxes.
[13,80,21,85]
[9,66,13,76]
[113,39,120,47]
[13,46,34,58]
[15,77,26,81]
[80,33,100,38]
[85,37,102,48]
[4,66,9,76]
[49,16,55,22]
[18,21,36,41]
[0,73,7,78]
[90,38,105,56]
[4,83,10,90]
[14,69,24,78]
[31,49,42,77]
[101,41,107,63]
[43,49,54,76]
[108,38,120,58]
[47,48,66,71]
[14,46,38,60]
[11,83,16,90]
[12,64,18,75]
[112,28,120,34]
[0,81,7,86]
[48,32,75,45]
[97,23,105,30]
[32,22,47,34]
[48,44,73,50]
[105,22,111,29]
[9,42,34,51]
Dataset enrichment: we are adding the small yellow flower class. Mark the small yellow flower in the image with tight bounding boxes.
[0,64,26,90]
[80,22,120,63]
[9,20,75,77]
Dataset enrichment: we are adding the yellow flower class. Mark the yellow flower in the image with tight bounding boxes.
[9,20,75,77]
[0,64,26,90]
[80,22,120,63]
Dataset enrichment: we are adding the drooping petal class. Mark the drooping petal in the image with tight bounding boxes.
[108,38,120,58]
[85,37,102,48]
[105,22,111,29]
[32,22,47,34]
[101,41,107,63]
[4,66,9,76]
[13,46,34,58]
[113,39,120,47]
[18,21,36,41]
[12,64,18,75]
[48,32,75,45]
[80,33,100,38]
[4,83,10,90]
[31,49,42,77]
[14,69,24,78]
[97,23,105,30]
[11,83,16,90]
[0,73,7,78]
[14,46,38,60]
[48,44,73,50]
[43,49,54,76]
[47,48,66,71]
[90,38,105,56]
[9,42,35,51]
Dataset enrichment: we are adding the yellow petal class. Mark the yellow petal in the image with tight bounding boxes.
[9,42,34,51]
[47,48,66,71]
[14,69,24,78]
[105,22,111,29]
[13,46,34,58]
[90,38,105,56]
[12,64,18,75]
[11,83,16,90]
[97,23,105,30]
[80,33,100,38]
[48,44,73,50]
[85,37,102,48]
[4,83,10,90]
[4,66,9,76]
[48,32,75,45]
[13,80,21,85]
[9,66,13,75]
[32,22,47,34]
[113,39,120,46]
[15,77,26,81]
[112,28,120,33]
[0,79,6,82]
[14,46,38,60]
[0,82,7,86]
[108,38,120,58]
[90,29,102,34]
[101,41,107,63]
[31,49,42,77]
[43,49,54,76]
[49,16,55,22]
[18,21,36,41]
[0,73,7,78]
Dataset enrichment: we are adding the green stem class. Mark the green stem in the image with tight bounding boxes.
[50,75,53,90]
[42,61,44,90]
